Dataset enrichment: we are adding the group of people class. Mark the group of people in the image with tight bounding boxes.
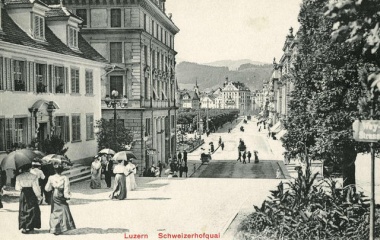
[237,139,259,164]
[15,162,75,235]
[89,154,137,200]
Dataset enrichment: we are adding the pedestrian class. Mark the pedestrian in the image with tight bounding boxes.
[45,164,76,235]
[221,142,225,150]
[218,136,222,145]
[177,151,183,162]
[183,150,188,165]
[179,163,183,177]
[158,161,163,177]
[228,128,231,133]
[90,156,102,189]
[150,165,156,177]
[125,159,137,191]
[268,127,271,138]
[109,160,127,200]
[242,151,247,164]
[0,167,6,208]
[104,156,113,188]
[30,161,45,203]
[276,168,282,179]
[16,164,42,234]
[237,150,241,162]
[40,163,55,204]
[247,151,252,163]
[254,151,259,163]
[258,126,261,132]
[210,142,215,152]
[183,164,188,178]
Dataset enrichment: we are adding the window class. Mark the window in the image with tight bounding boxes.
[110,76,124,96]
[145,118,151,136]
[152,20,155,36]
[33,14,44,40]
[143,13,147,30]
[111,9,121,27]
[54,66,65,93]
[68,27,78,48]
[76,9,87,27]
[71,68,80,93]
[71,115,81,142]
[15,118,26,144]
[13,60,25,91]
[152,50,156,68]
[170,35,173,48]
[161,27,163,42]
[85,70,93,94]
[144,45,148,65]
[86,114,94,140]
[156,23,159,38]
[55,116,70,142]
[110,42,123,63]
[36,63,47,93]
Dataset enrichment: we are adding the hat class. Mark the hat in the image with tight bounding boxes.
[32,161,41,166]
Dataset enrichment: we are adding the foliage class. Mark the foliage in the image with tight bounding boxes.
[39,135,68,156]
[95,118,134,152]
[238,169,374,239]
[282,0,374,186]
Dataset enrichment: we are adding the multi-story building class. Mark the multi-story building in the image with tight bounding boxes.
[0,1,107,161]
[220,78,251,114]
[43,0,180,172]
[179,83,200,109]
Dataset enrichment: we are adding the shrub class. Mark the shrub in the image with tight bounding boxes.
[238,169,374,239]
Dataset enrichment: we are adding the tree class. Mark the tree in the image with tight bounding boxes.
[95,118,134,152]
[283,0,370,186]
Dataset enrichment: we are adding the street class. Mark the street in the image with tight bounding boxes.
[0,117,285,240]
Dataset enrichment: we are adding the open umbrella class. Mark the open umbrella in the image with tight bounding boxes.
[112,151,137,162]
[98,148,116,155]
[41,154,72,166]
[0,152,7,166]
[0,149,37,170]
[33,150,46,158]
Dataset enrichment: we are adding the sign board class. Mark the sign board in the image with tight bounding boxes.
[352,120,380,142]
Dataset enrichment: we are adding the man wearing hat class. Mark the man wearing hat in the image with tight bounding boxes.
[30,160,45,203]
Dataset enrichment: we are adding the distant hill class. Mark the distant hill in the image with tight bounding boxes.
[203,59,269,71]
[176,61,273,91]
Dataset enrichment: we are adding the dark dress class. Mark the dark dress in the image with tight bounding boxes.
[45,174,76,234]
[16,172,41,231]
[110,165,127,200]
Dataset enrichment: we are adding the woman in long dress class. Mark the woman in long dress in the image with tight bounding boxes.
[90,157,102,189]
[110,160,126,200]
[45,165,76,235]
[125,159,137,191]
[16,164,42,234]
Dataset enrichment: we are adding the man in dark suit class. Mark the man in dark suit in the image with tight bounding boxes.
[183,150,188,165]
[104,156,114,188]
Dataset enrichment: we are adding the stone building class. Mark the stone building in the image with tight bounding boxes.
[220,78,251,114]
[0,0,107,161]
[43,0,180,172]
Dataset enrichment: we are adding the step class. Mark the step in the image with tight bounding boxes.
[62,165,91,183]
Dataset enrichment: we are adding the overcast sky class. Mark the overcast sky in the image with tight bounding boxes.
[165,0,302,64]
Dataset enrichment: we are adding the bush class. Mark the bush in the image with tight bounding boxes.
[238,169,375,239]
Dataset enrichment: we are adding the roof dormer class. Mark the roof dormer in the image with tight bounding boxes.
[45,4,82,50]
[5,0,50,40]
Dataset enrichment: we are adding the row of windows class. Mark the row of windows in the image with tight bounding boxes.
[32,14,78,49]
[75,9,174,49]
[0,114,94,151]
[0,58,93,95]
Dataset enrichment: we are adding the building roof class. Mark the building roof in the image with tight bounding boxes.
[5,0,48,7]
[0,9,107,63]
[46,4,82,21]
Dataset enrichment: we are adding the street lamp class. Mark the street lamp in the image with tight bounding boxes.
[104,90,128,149]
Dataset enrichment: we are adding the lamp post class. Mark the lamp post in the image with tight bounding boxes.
[104,90,128,149]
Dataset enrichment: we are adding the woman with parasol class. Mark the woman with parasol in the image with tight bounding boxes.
[15,163,42,234]
[124,159,137,191]
[90,156,102,189]
[109,160,127,200]
[45,163,76,235]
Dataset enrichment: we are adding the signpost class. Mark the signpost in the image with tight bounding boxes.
[353,119,380,240]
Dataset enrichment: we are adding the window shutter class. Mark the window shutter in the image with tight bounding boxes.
[86,115,90,139]
[70,69,74,93]
[34,16,39,38]
[65,116,70,142]
[85,71,89,94]
[39,17,44,38]
[64,67,69,93]
[0,57,3,90]
[47,65,51,93]
[5,118,14,150]
[51,66,55,93]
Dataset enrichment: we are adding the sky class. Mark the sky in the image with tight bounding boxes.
[165,0,303,64]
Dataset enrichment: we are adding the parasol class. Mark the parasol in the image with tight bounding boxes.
[98,148,116,155]
[41,154,72,166]
[112,151,137,162]
[0,149,37,170]
[33,150,46,158]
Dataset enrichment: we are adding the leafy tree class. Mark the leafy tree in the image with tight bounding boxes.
[95,118,134,152]
[283,0,371,186]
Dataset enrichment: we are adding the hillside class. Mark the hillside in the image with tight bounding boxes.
[176,61,273,91]
[204,59,268,70]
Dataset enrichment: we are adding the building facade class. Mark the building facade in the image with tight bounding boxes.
[0,1,107,161]
[44,0,180,172]
[220,78,251,114]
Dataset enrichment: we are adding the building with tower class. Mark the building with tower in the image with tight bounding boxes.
[42,0,180,173]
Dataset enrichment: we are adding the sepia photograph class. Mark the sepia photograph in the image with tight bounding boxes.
[0,0,380,239]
